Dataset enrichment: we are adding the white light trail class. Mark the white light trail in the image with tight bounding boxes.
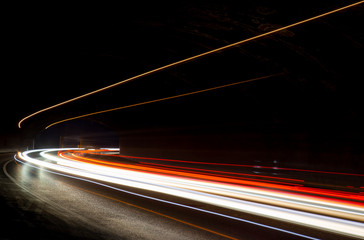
[12,153,316,240]
[16,148,364,239]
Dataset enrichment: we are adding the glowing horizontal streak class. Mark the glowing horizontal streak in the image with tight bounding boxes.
[64,151,364,204]
[62,151,364,219]
[17,149,364,238]
[75,150,305,183]
[73,152,363,204]
[18,0,364,128]
[45,74,277,129]
[13,155,317,240]
[66,152,304,187]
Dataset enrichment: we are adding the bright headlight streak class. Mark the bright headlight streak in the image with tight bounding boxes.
[39,148,83,162]
[18,149,364,238]
[52,150,364,221]
[53,150,364,222]
[13,155,318,240]
[63,150,364,217]
[66,151,364,203]
[152,179,364,220]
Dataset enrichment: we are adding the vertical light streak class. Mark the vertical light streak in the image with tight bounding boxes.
[18,1,364,128]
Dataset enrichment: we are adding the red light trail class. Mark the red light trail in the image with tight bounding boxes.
[17,148,364,238]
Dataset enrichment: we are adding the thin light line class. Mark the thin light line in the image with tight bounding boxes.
[45,74,278,129]
[17,0,364,128]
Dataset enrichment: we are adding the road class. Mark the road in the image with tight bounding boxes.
[1,150,363,239]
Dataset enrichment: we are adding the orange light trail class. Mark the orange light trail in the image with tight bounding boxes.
[18,0,364,128]
[44,74,278,129]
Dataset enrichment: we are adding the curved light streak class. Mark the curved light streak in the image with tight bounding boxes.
[16,148,364,238]
[45,74,277,129]
[63,150,364,212]
[18,0,364,128]
[11,154,317,240]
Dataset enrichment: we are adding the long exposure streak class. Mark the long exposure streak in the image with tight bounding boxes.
[45,74,278,129]
[16,148,364,238]
[12,152,318,240]
[18,1,364,128]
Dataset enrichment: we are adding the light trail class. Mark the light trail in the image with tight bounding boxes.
[44,74,278,129]
[12,154,318,240]
[16,148,364,238]
[110,153,364,177]
[18,1,364,128]
[63,151,364,204]
[76,153,306,184]
[62,150,364,221]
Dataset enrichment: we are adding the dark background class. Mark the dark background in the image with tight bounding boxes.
[1,1,363,171]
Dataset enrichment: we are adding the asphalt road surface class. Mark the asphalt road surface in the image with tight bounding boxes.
[0,152,361,239]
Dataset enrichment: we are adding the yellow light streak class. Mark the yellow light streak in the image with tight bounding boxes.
[45,74,279,129]
[18,0,364,128]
